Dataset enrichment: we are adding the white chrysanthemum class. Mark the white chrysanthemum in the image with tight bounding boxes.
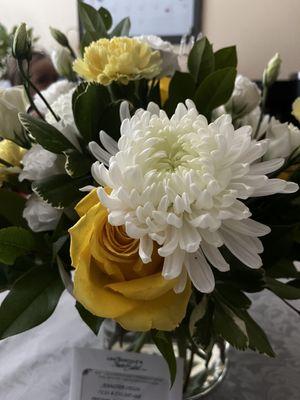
[226,75,261,118]
[90,100,298,293]
[45,88,81,151]
[264,117,300,160]
[23,194,62,232]
[135,35,179,77]
[34,80,76,115]
[19,144,65,181]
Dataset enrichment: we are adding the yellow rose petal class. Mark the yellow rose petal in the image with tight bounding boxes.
[75,189,99,217]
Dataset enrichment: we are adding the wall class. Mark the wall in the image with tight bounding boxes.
[202,0,300,79]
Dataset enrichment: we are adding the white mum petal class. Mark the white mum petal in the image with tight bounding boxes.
[91,162,113,187]
[89,141,111,165]
[249,158,284,175]
[174,269,188,294]
[201,241,229,272]
[147,102,160,115]
[185,250,215,293]
[280,181,299,194]
[162,248,185,280]
[120,101,130,122]
[223,218,271,237]
[139,236,153,263]
[99,130,119,155]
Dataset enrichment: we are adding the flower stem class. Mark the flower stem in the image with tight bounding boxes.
[183,350,194,393]
[281,298,300,316]
[254,87,268,139]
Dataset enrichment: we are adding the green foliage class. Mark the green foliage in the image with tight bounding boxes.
[98,7,113,30]
[72,83,111,143]
[32,174,91,208]
[76,302,104,335]
[0,266,64,339]
[214,46,237,70]
[49,27,69,47]
[110,17,131,37]
[64,149,92,178]
[194,67,237,119]
[188,37,214,85]
[165,72,196,115]
[191,298,214,350]
[0,227,36,265]
[19,113,76,154]
[265,276,300,300]
[151,330,177,387]
[216,283,251,309]
[0,189,26,227]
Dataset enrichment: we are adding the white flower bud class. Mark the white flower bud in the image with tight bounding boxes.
[12,23,31,60]
[263,53,281,88]
[51,48,76,80]
[226,75,261,118]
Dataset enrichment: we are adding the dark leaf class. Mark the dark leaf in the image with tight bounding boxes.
[110,17,131,37]
[164,72,196,115]
[0,227,36,265]
[98,7,112,30]
[193,67,237,119]
[19,113,75,154]
[78,2,107,38]
[73,83,111,143]
[216,283,251,309]
[0,189,26,227]
[188,37,214,84]
[265,276,300,299]
[32,174,91,208]
[151,330,177,387]
[192,298,214,349]
[214,46,237,70]
[0,266,64,339]
[76,302,104,335]
[64,149,92,178]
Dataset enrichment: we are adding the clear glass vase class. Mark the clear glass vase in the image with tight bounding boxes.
[99,320,229,399]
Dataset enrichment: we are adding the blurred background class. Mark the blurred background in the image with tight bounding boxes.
[1,0,300,79]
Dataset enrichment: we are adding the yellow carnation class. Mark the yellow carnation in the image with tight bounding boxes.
[0,139,26,185]
[292,97,300,122]
[73,37,162,85]
[69,190,191,332]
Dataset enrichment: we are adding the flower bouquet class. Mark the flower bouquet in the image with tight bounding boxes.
[1,3,300,397]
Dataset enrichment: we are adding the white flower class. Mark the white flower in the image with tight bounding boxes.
[226,75,261,118]
[45,88,81,151]
[89,100,298,293]
[265,117,300,160]
[23,194,62,232]
[235,106,270,140]
[0,86,28,141]
[34,79,76,116]
[135,35,179,77]
[19,144,65,181]
[51,47,76,80]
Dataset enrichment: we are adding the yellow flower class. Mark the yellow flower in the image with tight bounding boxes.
[69,190,191,332]
[292,97,300,122]
[0,139,26,185]
[73,37,162,85]
[160,76,171,105]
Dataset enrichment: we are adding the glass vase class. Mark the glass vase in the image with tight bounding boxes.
[99,320,229,399]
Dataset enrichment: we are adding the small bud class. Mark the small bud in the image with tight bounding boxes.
[51,47,76,81]
[50,27,69,48]
[12,23,31,60]
[263,53,282,88]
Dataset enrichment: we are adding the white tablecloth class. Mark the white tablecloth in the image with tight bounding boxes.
[0,291,299,400]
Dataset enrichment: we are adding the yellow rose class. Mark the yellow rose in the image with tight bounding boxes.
[69,190,191,332]
[73,37,162,85]
[0,139,26,185]
[292,97,300,122]
[160,76,171,105]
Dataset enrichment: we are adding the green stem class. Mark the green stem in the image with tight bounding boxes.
[281,298,300,316]
[254,87,268,139]
[183,350,194,393]
[18,61,45,120]
[67,43,76,59]
[129,332,149,353]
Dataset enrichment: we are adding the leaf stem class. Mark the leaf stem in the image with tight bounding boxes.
[254,86,268,139]
[281,298,300,316]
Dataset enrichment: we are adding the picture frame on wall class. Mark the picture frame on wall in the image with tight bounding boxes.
[79,0,202,43]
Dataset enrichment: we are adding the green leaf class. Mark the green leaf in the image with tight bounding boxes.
[19,113,75,154]
[78,2,107,38]
[164,72,196,115]
[64,149,92,178]
[213,302,248,350]
[0,227,36,265]
[98,7,112,30]
[214,46,237,70]
[266,260,300,279]
[193,67,237,119]
[265,276,300,299]
[238,310,275,357]
[0,266,64,339]
[0,189,26,227]
[32,174,91,208]
[216,283,251,309]
[73,83,111,143]
[151,330,177,387]
[76,302,104,335]
[188,37,214,84]
[110,17,131,37]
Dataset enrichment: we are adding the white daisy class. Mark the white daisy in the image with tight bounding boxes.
[89,100,298,293]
